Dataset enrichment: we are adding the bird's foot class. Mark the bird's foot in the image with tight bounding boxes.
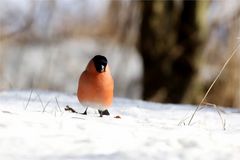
[81,111,87,115]
[98,109,110,117]
[81,108,88,115]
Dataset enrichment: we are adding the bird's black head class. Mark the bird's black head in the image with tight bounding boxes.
[92,55,108,73]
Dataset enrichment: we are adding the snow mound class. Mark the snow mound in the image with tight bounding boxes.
[0,90,240,160]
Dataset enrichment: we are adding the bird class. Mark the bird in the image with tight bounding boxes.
[77,55,114,117]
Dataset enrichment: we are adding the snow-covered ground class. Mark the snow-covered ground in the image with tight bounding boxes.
[0,90,240,160]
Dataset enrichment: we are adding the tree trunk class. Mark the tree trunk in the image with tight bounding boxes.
[138,0,200,103]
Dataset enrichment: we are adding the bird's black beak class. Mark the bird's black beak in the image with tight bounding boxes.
[96,64,106,73]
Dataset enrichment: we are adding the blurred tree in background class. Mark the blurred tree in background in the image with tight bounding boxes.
[0,0,240,107]
[138,0,201,103]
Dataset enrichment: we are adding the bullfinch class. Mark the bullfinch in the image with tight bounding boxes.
[77,55,114,117]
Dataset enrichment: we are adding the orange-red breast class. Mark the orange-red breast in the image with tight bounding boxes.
[77,55,114,117]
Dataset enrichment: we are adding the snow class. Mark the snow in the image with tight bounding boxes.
[0,90,240,160]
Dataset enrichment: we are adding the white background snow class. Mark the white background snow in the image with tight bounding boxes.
[0,90,240,160]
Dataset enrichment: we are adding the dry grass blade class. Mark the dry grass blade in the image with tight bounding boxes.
[55,97,62,112]
[42,99,52,113]
[178,113,191,126]
[25,89,33,110]
[178,117,187,126]
[36,92,45,110]
[213,105,226,130]
[188,43,240,126]
[202,102,226,130]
